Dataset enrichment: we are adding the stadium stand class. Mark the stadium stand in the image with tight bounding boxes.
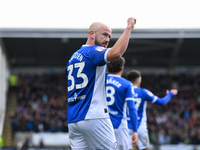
[1,28,200,149]
[9,73,68,133]
[7,72,200,147]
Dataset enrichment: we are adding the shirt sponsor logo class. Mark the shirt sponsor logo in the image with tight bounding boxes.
[68,93,86,102]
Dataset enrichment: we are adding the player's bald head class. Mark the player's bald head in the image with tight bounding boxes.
[88,22,111,33]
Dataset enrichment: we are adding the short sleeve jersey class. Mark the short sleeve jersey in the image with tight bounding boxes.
[66,45,110,124]
[106,74,135,129]
[127,86,158,129]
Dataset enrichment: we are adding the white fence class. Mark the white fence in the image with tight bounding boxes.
[14,132,70,148]
[14,132,200,150]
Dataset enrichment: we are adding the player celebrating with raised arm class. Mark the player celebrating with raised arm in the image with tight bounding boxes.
[106,57,138,150]
[65,17,136,150]
[126,70,178,150]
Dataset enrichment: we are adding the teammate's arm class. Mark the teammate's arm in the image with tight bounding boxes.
[154,89,178,106]
[107,17,136,61]
[131,132,138,148]
[126,84,138,133]
[127,100,138,148]
[127,100,138,132]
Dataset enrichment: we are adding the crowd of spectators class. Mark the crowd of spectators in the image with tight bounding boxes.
[10,73,68,133]
[142,73,200,145]
[9,72,200,145]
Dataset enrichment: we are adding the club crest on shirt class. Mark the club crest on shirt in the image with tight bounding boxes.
[95,46,104,51]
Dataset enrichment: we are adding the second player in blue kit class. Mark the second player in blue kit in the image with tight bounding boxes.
[106,57,138,149]
[126,70,178,150]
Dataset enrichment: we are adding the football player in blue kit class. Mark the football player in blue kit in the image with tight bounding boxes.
[66,17,136,150]
[106,57,138,150]
[126,70,178,150]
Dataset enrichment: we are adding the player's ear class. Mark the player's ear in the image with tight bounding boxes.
[136,78,141,85]
[89,30,95,39]
[121,66,124,72]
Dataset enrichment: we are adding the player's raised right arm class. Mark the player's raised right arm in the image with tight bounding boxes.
[107,17,136,61]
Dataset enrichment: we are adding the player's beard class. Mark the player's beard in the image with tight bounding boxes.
[94,38,108,48]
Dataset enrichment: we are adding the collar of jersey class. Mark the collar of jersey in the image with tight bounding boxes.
[133,85,139,88]
[108,74,121,77]
[82,45,90,47]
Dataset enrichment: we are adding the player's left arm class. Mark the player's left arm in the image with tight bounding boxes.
[126,83,138,132]
[127,99,138,148]
[131,132,138,148]
[127,100,138,132]
[153,89,178,106]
